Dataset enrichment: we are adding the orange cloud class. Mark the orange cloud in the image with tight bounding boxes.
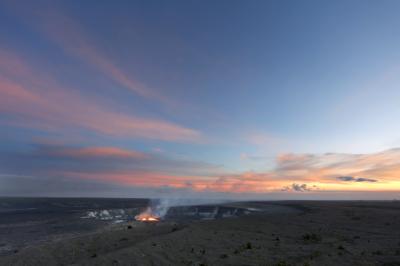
[46,148,400,194]
[274,148,400,190]
[25,148,400,196]
[60,169,283,194]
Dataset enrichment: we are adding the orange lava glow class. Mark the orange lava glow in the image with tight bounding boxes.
[137,216,159,222]
[135,209,160,222]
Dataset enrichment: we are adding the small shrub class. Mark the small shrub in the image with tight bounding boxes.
[302,233,321,243]
[246,242,252,249]
[372,250,383,255]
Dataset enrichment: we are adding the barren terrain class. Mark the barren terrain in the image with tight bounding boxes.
[1,201,400,266]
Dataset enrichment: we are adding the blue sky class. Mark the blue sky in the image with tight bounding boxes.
[1,0,400,198]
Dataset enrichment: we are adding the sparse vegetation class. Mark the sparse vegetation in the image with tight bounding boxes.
[310,250,322,259]
[302,233,322,243]
[275,260,291,266]
[232,242,253,255]
[246,242,252,249]
[372,250,383,255]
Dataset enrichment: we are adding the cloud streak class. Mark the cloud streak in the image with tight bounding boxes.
[1,140,400,196]
[201,148,400,193]
[337,176,377,183]
[43,146,149,160]
[0,48,200,142]
[6,2,173,106]
[275,148,400,183]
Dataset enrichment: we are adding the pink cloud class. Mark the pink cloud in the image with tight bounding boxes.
[60,169,282,194]
[47,146,149,160]
[24,5,173,106]
[0,76,42,106]
[0,48,200,142]
[37,148,400,195]
[61,170,209,188]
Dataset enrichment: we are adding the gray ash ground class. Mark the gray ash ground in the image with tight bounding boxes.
[2,200,400,266]
[0,197,148,255]
[0,198,260,256]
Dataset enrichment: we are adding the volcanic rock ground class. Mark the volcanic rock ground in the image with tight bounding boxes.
[1,201,400,266]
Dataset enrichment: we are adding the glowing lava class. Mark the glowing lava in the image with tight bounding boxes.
[138,216,159,222]
[135,208,160,222]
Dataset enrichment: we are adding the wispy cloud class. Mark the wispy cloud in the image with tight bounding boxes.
[43,146,149,160]
[275,148,400,183]
[1,140,400,196]
[7,2,175,106]
[0,48,200,142]
[0,142,221,183]
[202,148,400,193]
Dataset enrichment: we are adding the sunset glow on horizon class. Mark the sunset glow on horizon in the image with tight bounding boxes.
[1,0,400,199]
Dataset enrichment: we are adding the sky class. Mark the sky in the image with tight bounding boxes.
[1,0,400,199]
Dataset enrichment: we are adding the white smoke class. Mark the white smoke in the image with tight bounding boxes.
[145,197,228,219]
